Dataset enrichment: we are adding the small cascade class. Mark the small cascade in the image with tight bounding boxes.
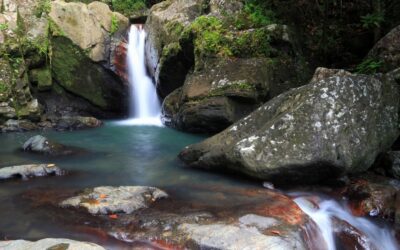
[294,195,398,250]
[118,25,162,126]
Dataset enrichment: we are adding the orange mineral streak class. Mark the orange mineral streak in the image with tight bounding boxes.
[150,239,184,250]
[99,194,107,199]
[254,191,306,226]
[113,41,128,82]
[109,214,118,219]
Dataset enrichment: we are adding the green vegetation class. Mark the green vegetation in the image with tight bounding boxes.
[361,12,385,29]
[355,58,383,74]
[34,0,51,18]
[183,15,273,59]
[110,14,119,34]
[0,23,7,31]
[111,0,146,16]
[233,1,276,29]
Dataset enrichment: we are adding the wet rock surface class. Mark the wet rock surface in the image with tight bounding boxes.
[178,222,305,250]
[0,238,105,250]
[22,184,310,249]
[179,69,400,184]
[0,164,63,180]
[60,186,168,215]
[22,135,85,156]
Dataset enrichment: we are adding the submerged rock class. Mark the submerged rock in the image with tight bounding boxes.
[60,186,168,215]
[179,69,400,184]
[0,238,105,250]
[22,135,83,156]
[0,164,62,180]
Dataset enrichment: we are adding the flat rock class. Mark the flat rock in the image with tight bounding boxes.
[0,238,105,250]
[178,222,305,250]
[60,186,168,215]
[0,164,62,180]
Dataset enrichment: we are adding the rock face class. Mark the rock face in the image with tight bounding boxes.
[145,0,206,97]
[368,25,400,72]
[0,164,62,180]
[0,238,105,250]
[0,0,130,132]
[146,0,310,133]
[179,69,400,183]
[60,186,168,215]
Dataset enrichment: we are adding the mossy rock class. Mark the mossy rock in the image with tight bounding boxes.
[51,36,125,111]
[29,67,52,91]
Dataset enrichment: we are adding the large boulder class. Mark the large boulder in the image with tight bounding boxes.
[145,0,207,97]
[179,69,400,184]
[48,1,129,112]
[368,25,400,73]
[148,0,311,133]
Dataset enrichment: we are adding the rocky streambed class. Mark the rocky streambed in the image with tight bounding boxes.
[0,123,399,249]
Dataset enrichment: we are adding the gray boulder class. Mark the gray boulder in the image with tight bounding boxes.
[179,69,400,184]
[178,222,305,250]
[0,238,105,250]
[22,135,83,156]
[60,186,168,215]
[0,164,63,180]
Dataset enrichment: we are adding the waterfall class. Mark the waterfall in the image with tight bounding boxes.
[118,25,162,126]
[294,195,398,250]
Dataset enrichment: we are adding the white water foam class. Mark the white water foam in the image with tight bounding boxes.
[294,196,398,250]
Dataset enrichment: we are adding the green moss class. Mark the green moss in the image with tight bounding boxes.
[184,15,273,60]
[30,67,52,91]
[162,42,181,59]
[110,14,119,34]
[0,23,7,31]
[51,36,108,108]
[165,21,185,40]
[34,0,51,18]
[111,0,146,16]
[48,19,65,37]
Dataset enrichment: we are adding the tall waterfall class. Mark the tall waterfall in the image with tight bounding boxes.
[119,25,162,126]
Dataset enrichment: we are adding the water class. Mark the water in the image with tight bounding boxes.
[294,195,398,250]
[119,25,162,126]
[0,123,263,248]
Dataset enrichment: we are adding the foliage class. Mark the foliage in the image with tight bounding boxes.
[111,0,146,16]
[0,23,7,31]
[185,15,274,59]
[110,14,119,34]
[34,0,51,18]
[355,58,383,74]
[188,16,232,57]
[361,12,385,29]
[236,1,276,29]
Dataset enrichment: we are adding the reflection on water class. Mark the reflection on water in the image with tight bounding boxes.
[0,122,259,245]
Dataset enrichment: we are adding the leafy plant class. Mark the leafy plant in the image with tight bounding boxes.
[111,0,146,16]
[355,58,383,74]
[34,0,51,18]
[0,23,7,31]
[361,12,385,29]
[110,14,119,34]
